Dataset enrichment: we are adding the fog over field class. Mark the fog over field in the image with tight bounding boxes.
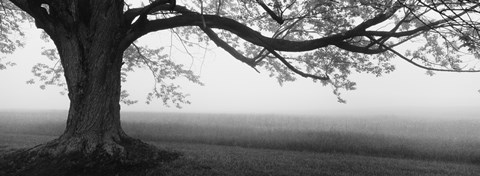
[1,110,480,164]
[2,110,480,140]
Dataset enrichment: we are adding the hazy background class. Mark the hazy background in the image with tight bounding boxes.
[0,26,479,119]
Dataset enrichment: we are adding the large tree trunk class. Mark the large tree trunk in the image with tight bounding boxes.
[47,12,129,156]
[42,25,132,157]
[37,0,134,157]
[1,1,178,175]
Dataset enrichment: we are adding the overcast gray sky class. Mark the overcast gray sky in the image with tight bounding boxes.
[1,26,479,118]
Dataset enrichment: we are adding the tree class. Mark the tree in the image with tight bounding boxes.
[1,0,479,175]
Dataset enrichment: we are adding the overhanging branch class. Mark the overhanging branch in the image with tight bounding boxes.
[120,1,480,75]
[123,1,450,53]
[124,13,345,52]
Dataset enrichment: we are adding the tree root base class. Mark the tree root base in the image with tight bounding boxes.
[0,139,180,176]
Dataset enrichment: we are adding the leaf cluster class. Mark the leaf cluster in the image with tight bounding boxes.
[0,0,29,70]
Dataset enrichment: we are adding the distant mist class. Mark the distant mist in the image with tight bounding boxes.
[1,110,480,163]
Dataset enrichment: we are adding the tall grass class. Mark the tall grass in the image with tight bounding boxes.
[1,110,480,164]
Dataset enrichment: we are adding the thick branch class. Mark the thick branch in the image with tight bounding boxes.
[202,26,327,80]
[124,0,172,25]
[9,0,56,32]
[121,2,434,53]
[123,14,347,52]
[7,0,31,14]
[334,42,388,54]
[202,25,329,80]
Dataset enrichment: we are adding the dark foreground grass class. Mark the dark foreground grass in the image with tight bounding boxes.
[1,133,480,176]
[155,142,480,176]
[1,110,480,165]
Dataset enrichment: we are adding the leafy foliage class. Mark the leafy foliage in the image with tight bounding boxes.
[152,0,471,102]
[0,0,28,70]
[123,44,203,108]
[164,0,479,102]
[27,41,202,107]
[26,48,65,92]
[4,0,480,104]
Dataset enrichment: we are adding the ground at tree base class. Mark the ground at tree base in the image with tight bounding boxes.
[0,139,181,176]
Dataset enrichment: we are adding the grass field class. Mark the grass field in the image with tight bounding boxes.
[1,110,480,175]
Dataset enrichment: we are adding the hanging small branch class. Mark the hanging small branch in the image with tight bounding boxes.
[199,0,206,28]
[256,0,284,24]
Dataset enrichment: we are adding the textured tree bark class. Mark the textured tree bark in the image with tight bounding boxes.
[42,31,129,156]
[34,0,132,157]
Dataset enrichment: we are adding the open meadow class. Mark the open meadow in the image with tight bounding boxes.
[1,110,480,175]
